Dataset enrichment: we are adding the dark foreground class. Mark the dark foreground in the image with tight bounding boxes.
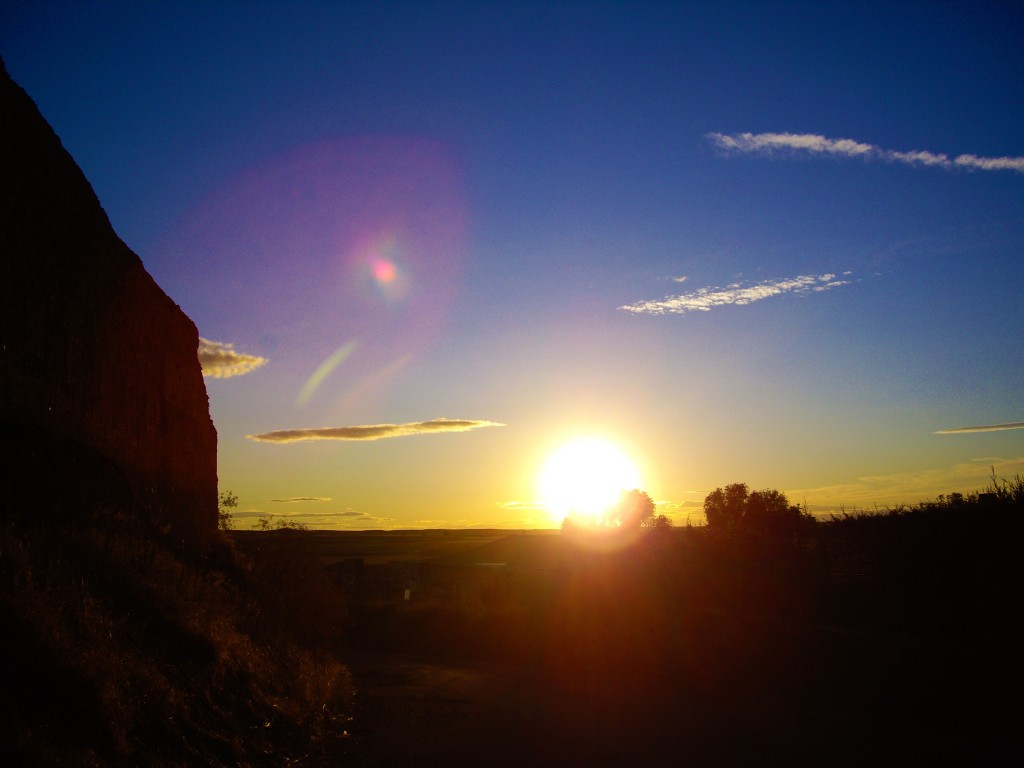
[4,505,1022,766]
[228,511,1024,767]
[337,611,1019,767]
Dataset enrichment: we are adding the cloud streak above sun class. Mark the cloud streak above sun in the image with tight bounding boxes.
[620,273,851,316]
[935,421,1024,434]
[198,338,268,378]
[247,418,505,444]
[707,132,1024,174]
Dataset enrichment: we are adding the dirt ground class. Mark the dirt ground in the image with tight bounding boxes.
[334,633,1023,768]
[335,645,846,768]
[339,650,586,767]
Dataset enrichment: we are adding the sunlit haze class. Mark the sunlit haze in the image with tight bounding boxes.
[3,2,1021,528]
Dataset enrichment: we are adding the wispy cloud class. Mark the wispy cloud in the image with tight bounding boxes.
[649,493,707,525]
[620,272,851,315]
[935,421,1024,435]
[247,417,505,444]
[269,496,332,503]
[229,507,395,530]
[409,516,548,530]
[788,456,1024,508]
[497,501,548,512]
[657,499,704,510]
[707,132,1024,174]
[952,155,1024,172]
[198,338,268,378]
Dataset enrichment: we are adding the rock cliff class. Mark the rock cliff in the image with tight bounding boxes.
[0,59,217,546]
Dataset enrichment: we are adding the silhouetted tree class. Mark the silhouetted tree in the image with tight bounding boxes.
[611,489,656,529]
[218,490,238,531]
[745,489,796,538]
[642,513,673,530]
[253,515,308,532]
[703,483,809,539]
[703,482,749,535]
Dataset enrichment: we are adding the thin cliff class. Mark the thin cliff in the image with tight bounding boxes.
[0,58,217,546]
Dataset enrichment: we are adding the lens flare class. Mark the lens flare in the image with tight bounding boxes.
[373,258,396,283]
[358,234,411,302]
[296,340,359,407]
[154,135,467,415]
[329,354,413,417]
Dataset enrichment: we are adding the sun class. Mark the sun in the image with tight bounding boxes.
[538,437,643,525]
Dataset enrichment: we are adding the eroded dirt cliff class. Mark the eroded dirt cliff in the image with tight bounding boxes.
[0,58,217,546]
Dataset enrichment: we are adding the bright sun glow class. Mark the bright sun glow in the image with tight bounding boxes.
[538,437,642,525]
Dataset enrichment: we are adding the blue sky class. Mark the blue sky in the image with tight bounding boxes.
[3,1,1022,528]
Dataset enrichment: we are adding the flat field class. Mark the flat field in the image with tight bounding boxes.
[231,528,558,568]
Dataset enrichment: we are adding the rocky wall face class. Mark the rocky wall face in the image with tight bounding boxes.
[0,59,217,546]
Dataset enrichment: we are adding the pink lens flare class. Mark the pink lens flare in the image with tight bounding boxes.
[373,258,397,284]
